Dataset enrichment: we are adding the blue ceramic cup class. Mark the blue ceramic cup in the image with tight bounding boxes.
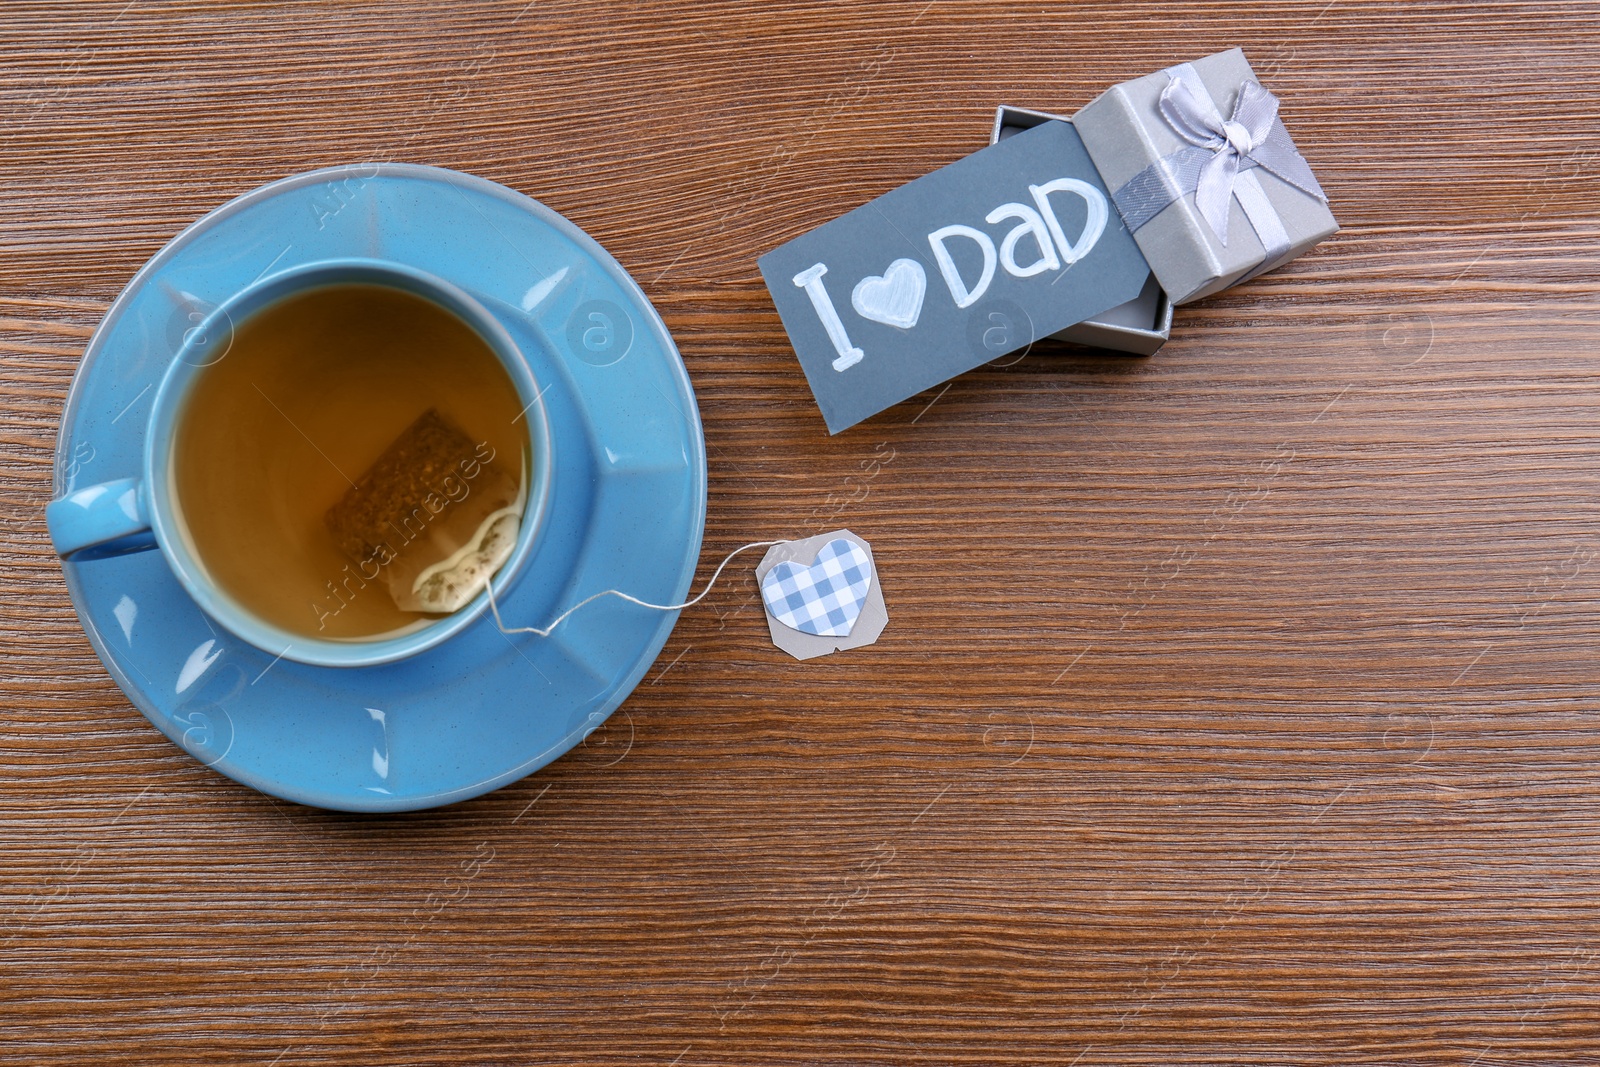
[45,258,554,668]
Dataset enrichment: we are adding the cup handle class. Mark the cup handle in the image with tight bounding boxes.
[45,477,159,561]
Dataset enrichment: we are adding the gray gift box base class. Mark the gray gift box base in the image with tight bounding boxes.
[992,105,1172,356]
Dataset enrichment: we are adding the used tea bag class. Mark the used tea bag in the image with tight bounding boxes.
[325,409,523,615]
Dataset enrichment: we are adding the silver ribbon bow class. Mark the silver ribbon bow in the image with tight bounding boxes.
[1112,65,1328,269]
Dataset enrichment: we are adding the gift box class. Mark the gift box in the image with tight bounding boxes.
[1072,47,1337,305]
[992,105,1173,356]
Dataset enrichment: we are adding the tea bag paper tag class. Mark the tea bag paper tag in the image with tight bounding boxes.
[757,120,1150,433]
[756,529,887,661]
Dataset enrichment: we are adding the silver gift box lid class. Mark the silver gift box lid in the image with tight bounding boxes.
[1072,47,1338,305]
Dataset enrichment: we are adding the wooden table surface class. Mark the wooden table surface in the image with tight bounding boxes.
[5,1,1600,1063]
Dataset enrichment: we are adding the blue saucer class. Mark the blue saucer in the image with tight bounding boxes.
[55,164,707,812]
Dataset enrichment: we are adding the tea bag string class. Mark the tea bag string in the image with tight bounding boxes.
[485,540,787,639]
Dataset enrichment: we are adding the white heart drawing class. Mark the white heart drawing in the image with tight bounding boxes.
[851,258,926,330]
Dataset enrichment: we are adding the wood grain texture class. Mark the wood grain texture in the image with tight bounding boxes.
[5,0,1600,1063]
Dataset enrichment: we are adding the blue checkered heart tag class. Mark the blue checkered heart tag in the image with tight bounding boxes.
[759,538,875,638]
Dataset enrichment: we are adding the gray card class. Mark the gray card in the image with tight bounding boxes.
[758,120,1151,433]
